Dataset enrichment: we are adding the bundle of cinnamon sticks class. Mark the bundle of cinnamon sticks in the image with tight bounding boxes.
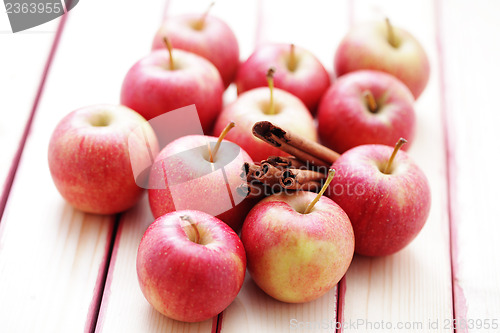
[237,121,340,199]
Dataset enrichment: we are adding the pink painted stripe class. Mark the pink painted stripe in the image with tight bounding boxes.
[254,0,264,47]
[434,0,468,332]
[212,313,221,333]
[93,220,124,333]
[0,13,68,225]
[336,278,346,333]
[161,0,171,21]
[334,1,354,330]
[84,219,119,333]
[347,0,354,28]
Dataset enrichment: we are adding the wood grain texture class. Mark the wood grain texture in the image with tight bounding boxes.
[219,1,349,332]
[1,0,498,332]
[0,8,114,333]
[221,274,337,333]
[0,14,61,216]
[338,1,454,332]
[0,193,113,332]
[0,0,166,331]
[439,0,500,331]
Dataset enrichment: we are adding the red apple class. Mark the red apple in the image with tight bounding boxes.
[121,40,224,134]
[317,70,415,153]
[148,124,254,231]
[137,209,246,322]
[48,104,159,214]
[334,19,430,99]
[213,69,317,162]
[152,10,239,88]
[236,43,330,112]
[327,139,431,256]
[241,171,355,303]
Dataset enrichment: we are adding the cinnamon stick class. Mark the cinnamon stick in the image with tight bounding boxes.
[265,155,306,169]
[280,168,326,189]
[240,162,260,182]
[254,162,282,187]
[252,121,340,167]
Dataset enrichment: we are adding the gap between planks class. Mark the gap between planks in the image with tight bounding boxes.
[84,214,121,333]
[434,0,460,328]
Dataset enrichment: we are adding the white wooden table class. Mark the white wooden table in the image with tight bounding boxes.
[1,0,499,332]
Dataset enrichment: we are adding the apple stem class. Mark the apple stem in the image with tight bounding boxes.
[363,91,378,113]
[266,67,276,115]
[180,215,201,244]
[288,43,297,71]
[385,18,398,48]
[383,138,407,174]
[194,1,215,30]
[303,169,336,214]
[209,121,236,162]
[163,37,175,70]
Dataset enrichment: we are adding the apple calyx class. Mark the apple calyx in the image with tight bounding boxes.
[180,215,201,244]
[383,138,407,174]
[303,169,336,214]
[193,1,215,30]
[89,112,111,127]
[163,37,175,70]
[288,44,298,72]
[363,91,378,113]
[385,18,399,48]
[266,67,276,115]
[209,121,236,162]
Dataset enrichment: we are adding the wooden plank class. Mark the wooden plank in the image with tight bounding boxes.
[338,1,454,332]
[0,12,61,216]
[219,1,349,332]
[94,1,257,332]
[439,0,500,331]
[0,0,168,331]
